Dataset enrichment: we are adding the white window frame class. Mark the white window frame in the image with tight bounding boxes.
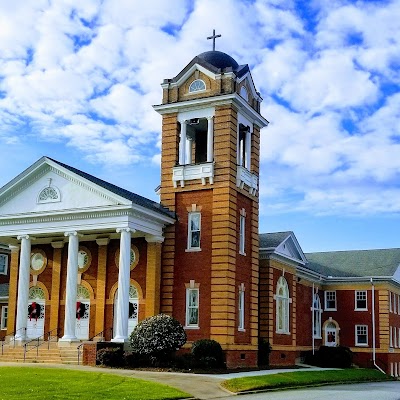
[394,294,397,315]
[355,290,367,311]
[398,294,400,314]
[188,79,206,93]
[0,254,8,275]
[187,212,201,251]
[0,306,7,330]
[312,294,322,339]
[355,325,368,346]
[324,291,337,311]
[390,292,393,312]
[395,327,398,348]
[185,288,199,328]
[275,276,290,334]
[239,214,246,255]
[238,284,245,331]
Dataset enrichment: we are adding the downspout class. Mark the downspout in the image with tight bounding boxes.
[312,282,315,355]
[371,278,385,374]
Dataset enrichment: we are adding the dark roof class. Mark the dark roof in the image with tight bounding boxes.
[47,157,175,219]
[305,249,400,278]
[259,232,293,249]
[197,51,239,70]
[0,283,8,297]
[168,51,250,83]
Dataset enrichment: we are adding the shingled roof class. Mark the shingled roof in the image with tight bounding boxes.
[47,157,175,219]
[305,248,400,278]
[259,232,293,249]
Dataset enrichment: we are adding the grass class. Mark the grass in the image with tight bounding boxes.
[221,369,395,393]
[0,367,191,400]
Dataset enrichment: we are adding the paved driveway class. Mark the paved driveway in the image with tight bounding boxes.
[224,381,400,400]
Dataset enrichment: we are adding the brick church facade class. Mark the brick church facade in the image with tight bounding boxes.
[0,49,400,374]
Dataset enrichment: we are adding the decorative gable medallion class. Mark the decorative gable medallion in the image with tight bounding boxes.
[37,178,61,204]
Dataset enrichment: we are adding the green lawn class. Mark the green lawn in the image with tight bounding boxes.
[0,367,191,400]
[222,369,394,393]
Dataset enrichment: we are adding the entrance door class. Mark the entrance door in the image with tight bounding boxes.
[27,287,45,339]
[325,321,338,346]
[114,285,139,339]
[75,285,90,340]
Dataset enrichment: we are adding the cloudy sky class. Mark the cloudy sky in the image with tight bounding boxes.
[0,0,399,252]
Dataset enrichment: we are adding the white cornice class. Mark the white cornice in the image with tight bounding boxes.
[153,93,269,128]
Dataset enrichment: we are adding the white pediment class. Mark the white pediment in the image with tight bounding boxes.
[275,234,307,265]
[0,158,131,217]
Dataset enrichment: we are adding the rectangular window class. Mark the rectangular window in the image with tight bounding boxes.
[390,326,393,347]
[186,288,199,327]
[394,294,397,315]
[398,294,400,314]
[398,328,400,348]
[238,285,245,331]
[390,292,393,312]
[0,306,7,330]
[355,325,368,346]
[239,214,245,255]
[0,254,8,275]
[355,290,367,310]
[187,212,201,250]
[325,291,337,310]
[395,327,398,348]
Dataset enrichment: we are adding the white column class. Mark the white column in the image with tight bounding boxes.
[207,116,214,162]
[186,138,192,164]
[15,235,31,342]
[60,231,79,342]
[245,128,252,170]
[112,227,132,342]
[179,120,187,165]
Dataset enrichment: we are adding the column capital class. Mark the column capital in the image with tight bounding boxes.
[51,241,65,249]
[64,231,78,237]
[9,245,20,253]
[145,235,164,244]
[96,237,110,246]
[17,234,33,241]
[116,227,135,234]
[207,115,214,120]
[178,118,188,124]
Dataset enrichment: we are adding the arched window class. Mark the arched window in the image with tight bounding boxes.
[240,86,248,101]
[313,294,322,338]
[189,79,206,93]
[275,276,290,334]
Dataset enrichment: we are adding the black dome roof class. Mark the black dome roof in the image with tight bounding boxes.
[197,51,239,70]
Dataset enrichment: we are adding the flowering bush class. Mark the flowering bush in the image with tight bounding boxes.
[129,314,186,359]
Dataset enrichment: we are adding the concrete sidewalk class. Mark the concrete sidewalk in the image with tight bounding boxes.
[0,362,329,399]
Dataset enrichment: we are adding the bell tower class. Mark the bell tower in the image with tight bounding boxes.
[154,40,268,367]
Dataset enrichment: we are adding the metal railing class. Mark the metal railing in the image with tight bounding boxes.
[77,327,113,365]
[23,328,58,362]
[1,327,27,354]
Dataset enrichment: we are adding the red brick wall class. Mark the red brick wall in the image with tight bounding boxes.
[295,283,313,346]
[235,193,252,344]
[172,190,213,342]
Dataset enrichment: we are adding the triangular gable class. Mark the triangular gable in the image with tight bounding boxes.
[0,157,132,216]
[275,233,307,265]
[237,70,262,102]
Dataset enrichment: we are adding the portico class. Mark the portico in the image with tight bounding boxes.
[0,157,174,345]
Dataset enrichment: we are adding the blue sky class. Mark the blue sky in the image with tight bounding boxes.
[0,0,399,252]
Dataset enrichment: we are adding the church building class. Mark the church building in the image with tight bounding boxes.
[0,45,399,374]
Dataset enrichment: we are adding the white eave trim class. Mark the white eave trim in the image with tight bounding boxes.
[161,64,219,88]
[153,93,269,128]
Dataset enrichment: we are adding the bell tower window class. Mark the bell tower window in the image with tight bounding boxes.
[189,79,206,93]
[238,123,251,170]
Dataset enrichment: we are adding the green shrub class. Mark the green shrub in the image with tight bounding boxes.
[129,314,186,360]
[96,347,124,367]
[303,346,353,368]
[258,338,272,366]
[191,339,225,368]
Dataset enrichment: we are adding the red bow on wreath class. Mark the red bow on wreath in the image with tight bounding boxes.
[76,302,81,320]
[28,302,39,321]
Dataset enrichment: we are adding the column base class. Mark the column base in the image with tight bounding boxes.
[58,336,80,346]
[111,337,129,343]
